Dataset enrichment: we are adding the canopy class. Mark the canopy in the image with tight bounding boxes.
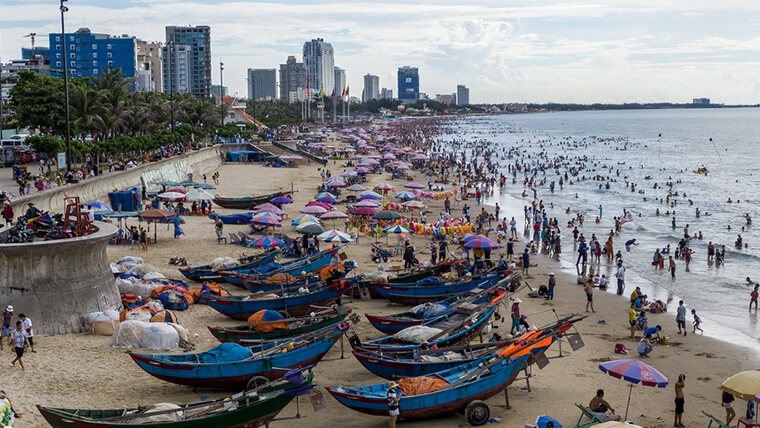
[721,371,760,400]
[373,210,402,221]
[352,206,378,216]
[184,189,215,201]
[251,236,284,248]
[139,208,176,221]
[178,180,198,187]
[384,225,410,234]
[157,191,185,201]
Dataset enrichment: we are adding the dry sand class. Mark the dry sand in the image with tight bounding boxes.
[6,144,758,428]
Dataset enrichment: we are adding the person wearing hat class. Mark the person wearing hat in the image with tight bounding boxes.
[546,272,556,300]
[387,381,401,427]
[510,298,522,335]
[0,306,12,351]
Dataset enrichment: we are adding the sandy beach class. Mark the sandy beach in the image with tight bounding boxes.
[5,135,758,428]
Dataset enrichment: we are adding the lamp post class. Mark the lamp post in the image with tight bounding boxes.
[60,0,72,171]
[167,40,174,133]
[219,59,224,125]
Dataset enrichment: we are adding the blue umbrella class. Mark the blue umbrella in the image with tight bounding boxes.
[87,201,113,211]
[536,415,563,428]
[270,195,293,205]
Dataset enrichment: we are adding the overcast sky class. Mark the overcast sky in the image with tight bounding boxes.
[3,0,760,104]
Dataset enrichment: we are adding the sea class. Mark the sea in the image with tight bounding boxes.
[444,108,760,351]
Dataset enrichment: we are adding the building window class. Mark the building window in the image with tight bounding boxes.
[56,44,61,50]
[107,44,112,49]
[69,35,74,41]
[92,44,97,50]
[70,53,75,58]
[71,61,75,67]
[56,53,61,59]
[70,44,75,50]
[55,36,61,42]
[93,69,98,75]
[108,61,113,67]
[107,52,112,58]
[93,61,98,66]
[56,61,61,67]
[93,52,98,58]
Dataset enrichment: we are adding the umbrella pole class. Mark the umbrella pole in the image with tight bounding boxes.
[624,383,632,421]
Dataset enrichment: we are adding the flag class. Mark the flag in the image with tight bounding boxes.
[320,88,324,97]
[345,85,349,96]
[341,87,346,97]
[331,88,335,98]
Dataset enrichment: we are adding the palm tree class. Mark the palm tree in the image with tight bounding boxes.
[69,82,105,138]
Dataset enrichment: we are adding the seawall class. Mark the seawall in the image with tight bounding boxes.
[10,144,224,213]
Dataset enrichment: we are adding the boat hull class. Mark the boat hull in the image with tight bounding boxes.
[208,312,350,343]
[213,192,290,210]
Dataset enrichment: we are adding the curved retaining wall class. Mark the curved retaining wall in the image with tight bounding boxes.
[10,145,224,213]
[0,221,121,334]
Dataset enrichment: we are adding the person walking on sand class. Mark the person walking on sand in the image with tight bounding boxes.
[546,272,556,300]
[675,374,685,428]
[584,279,595,313]
[522,248,530,277]
[510,299,522,335]
[0,306,12,351]
[722,390,736,426]
[750,285,759,312]
[691,309,703,334]
[615,260,626,295]
[19,313,34,353]
[676,300,687,336]
[669,256,676,279]
[9,321,27,370]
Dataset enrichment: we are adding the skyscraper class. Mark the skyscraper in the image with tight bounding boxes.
[248,69,277,100]
[334,67,346,96]
[303,38,334,96]
[161,43,190,94]
[163,25,211,98]
[136,41,162,92]
[49,28,137,80]
[362,74,379,102]
[457,84,470,105]
[381,88,393,100]
[397,66,419,104]
[279,56,307,102]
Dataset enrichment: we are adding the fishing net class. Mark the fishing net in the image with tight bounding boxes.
[393,326,443,344]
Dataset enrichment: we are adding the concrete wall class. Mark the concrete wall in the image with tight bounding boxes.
[0,221,121,334]
[10,145,224,214]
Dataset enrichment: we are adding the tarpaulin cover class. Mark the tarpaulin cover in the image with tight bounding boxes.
[398,376,450,396]
[156,291,190,311]
[150,310,178,323]
[255,263,284,274]
[248,309,288,332]
[410,303,449,319]
[208,212,254,224]
[108,188,141,212]
[197,342,253,363]
[393,326,444,344]
[416,276,442,286]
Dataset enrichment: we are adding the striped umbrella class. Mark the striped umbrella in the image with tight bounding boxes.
[251,236,284,248]
[252,215,281,227]
[306,201,332,210]
[270,195,293,205]
[291,214,320,226]
[326,178,346,188]
[300,205,328,215]
[253,203,284,215]
[463,235,500,249]
[355,199,381,207]
[395,191,417,201]
[402,200,425,210]
[254,206,283,216]
[404,182,425,189]
[252,211,281,221]
[316,193,338,204]
[358,191,382,201]
[598,359,669,420]
[374,183,395,192]
[352,206,378,216]
[346,184,366,192]
[317,229,353,243]
[384,225,410,234]
[321,211,349,220]
[340,170,358,178]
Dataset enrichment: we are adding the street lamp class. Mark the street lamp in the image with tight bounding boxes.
[219,59,224,125]
[167,40,174,133]
[60,0,72,171]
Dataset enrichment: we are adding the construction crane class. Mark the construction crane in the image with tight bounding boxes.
[23,33,37,61]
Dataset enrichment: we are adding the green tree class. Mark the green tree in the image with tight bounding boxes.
[9,71,67,132]
[26,135,64,159]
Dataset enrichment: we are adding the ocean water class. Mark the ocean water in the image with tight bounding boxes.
[444,108,760,349]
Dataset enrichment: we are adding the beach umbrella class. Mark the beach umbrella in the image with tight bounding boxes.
[354,167,372,174]
[373,210,402,221]
[270,195,293,205]
[374,183,395,192]
[535,415,563,428]
[253,203,284,215]
[280,155,303,161]
[460,233,476,243]
[321,211,349,220]
[384,225,410,234]
[251,236,284,248]
[394,162,411,170]
[395,191,417,201]
[184,189,215,201]
[382,153,397,160]
[316,194,338,204]
[404,182,425,189]
[178,180,198,187]
[300,205,328,215]
[252,215,281,227]
[346,184,366,192]
[412,154,429,161]
[158,191,185,201]
[296,222,326,235]
[153,180,180,187]
[352,206,378,216]
[340,170,358,178]
[306,201,332,211]
[463,235,500,250]
[139,208,176,221]
[317,191,337,199]
[358,191,382,201]
[291,214,320,226]
[721,371,760,400]
[254,207,284,217]
[252,211,282,221]
[87,201,112,211]
[402,200,425,210]
[326,178,346,188]
[598,359,669,420]
[317,229,353,243]
[355,199,381,207]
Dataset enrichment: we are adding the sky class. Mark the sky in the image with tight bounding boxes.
[2,0,760,104]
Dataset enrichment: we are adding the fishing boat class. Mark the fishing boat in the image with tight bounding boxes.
[352,301,498,353]
[129,325,348,390]
[205,278,357,320]
[219,248,340,286]
[325,354,530,421]
[365,279,510,335]
[178,252,277,282]
[373,272,505,305]
[353,315,582,379]
[208,310,356,343]
[213,192,291,210]
[358,260,463,297]
[37,368,314,427]
[240,263,354,293]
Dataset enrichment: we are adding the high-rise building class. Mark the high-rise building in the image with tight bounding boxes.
[279,55,307,102]
[334,67,346,96]
[435,93,456,105]
[136,41,162,92]
[21,47,50,61]
[163,25,211,98]
[49,28,137,80]
[247,68,277,100]
[362,74,379,102]
[161,43,190,94]
[397,66,419,104]
[381,88,393,100]
[211,85,228,97]
[303,38,334,96]
[456,84,470,105]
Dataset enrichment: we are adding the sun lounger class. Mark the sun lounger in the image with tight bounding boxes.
[574,403,605,428]
[702,410,731,428]
[228,233,242,245]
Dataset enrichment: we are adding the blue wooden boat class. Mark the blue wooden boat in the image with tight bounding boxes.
[205,278,358,320]
[325,354,530,420]
[178,252,277,282]
[129,324,347,390]
[219,248,339,286]
[353,302,497,353]
[353,315,582,379]
[240,263,355,293]
[373,273,503,305]
[365,273,517,334]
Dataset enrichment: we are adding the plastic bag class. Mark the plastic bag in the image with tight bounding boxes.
[143,272,167,281]
[119,256,144,265]
[112,320,180,350]
[393,326,444,344]
[127,403,182,423]
[409,303,448,318]
[211,257,239,271]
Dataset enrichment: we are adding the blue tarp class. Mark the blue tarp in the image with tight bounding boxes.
[410,303,449,318]
[208,212,254,224]
[226,151,266,162]
[109,188,141,212]
[197,342,253,363]
[156,292,189,311]
[255,262,283,274]
[416,276,443,286]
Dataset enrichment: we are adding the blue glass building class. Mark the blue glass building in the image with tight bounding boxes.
[397,66,419,104]
[48,28,137,80]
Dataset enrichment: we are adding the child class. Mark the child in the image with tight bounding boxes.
[691,309,703,334]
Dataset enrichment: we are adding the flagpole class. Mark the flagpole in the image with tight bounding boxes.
[333,93,337,123]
